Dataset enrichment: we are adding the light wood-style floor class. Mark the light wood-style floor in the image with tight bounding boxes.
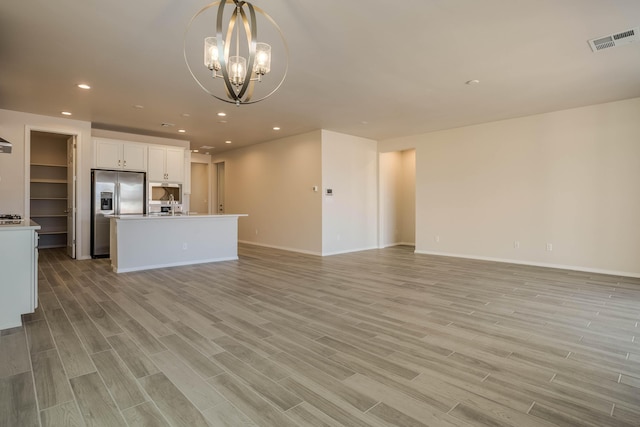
[1,244,640,426]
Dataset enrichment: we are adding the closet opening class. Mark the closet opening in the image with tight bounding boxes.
[378,149,416,249]
[28,130,77,258]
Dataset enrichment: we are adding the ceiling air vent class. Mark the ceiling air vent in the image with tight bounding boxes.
[588,27,640,52]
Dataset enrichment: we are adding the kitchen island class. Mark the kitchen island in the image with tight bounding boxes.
[109,214,247,273]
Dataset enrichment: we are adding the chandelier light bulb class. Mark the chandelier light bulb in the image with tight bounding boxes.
[204,37,220,71]
[229,56,247,87]
[254,42,271,76]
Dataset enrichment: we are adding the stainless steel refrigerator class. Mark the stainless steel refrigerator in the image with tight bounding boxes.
[91,169,146,258]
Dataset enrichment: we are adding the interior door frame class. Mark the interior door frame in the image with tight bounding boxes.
[215,161,225,213]
[66,135,77,258]
[378,149,416,249]
[24,126,80,258]
[190,157,212,214]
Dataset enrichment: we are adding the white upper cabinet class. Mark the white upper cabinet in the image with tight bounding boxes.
[148,145,185,183]
[95,138,147,171]
[147,146,164,181]
[122,144,147,171]
[165,148,185,182]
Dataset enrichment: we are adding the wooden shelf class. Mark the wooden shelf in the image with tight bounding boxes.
[31,163,67,168]
[30,197,67,201]
[37,230,67,235]
[30,179,67,184]
[31,214,67,218]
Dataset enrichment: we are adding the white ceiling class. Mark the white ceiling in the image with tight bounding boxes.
[1,0,639,153]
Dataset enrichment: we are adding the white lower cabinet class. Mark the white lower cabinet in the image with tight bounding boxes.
[0,224,40,330]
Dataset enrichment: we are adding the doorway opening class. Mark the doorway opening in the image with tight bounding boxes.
[378,149,416,249]
[190,162,210,214]
[215,162,225,214]
[28,130,77,258]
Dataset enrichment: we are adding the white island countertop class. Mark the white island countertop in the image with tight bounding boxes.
[109,213,247,273]
[108,213,247,220]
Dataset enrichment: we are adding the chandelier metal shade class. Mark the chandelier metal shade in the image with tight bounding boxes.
[184,0,288,106]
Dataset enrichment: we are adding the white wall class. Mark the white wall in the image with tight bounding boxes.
[91,129,189,148]
[321,130,378,255]
[380,97,640,277]
[213,131,323,254]
[191,153,212,163]
[0,109,92,258]
[214,129,377,256]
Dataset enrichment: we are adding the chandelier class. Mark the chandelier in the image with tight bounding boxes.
[184,0,288,106]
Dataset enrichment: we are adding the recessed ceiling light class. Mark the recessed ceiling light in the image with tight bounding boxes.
[218,120,228,124]
[200,145,214,149]
[77,83,91,90]
[133,104,144,109]
[181,113,191,117]
[225,140,232,144]
[178,129,186,133]
[273,127,280,131]
[161,122,175,127]
[217,112,227,117]
[465,79,480,85]
[205,152,210,155]
[192,149,199,153]
[61,111,72,116]
[361,121,369,125]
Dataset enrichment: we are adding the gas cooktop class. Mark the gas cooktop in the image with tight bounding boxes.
[0,214,23,225]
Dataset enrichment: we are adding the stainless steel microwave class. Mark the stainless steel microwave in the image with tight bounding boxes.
[149,182,182,205]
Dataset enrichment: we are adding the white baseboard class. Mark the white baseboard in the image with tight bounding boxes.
[0,319,22,330]
[239,241,379,257]
[113,256,238,273]
[380,242,415,248]
[238,240,322,256]
[414,250,640,279]
[237,242,640,278]
[322,246,379,256]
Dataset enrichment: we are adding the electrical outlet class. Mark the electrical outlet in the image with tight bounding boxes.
[546,243,553,252]
[514,240,520,249]
[182,243,188,250]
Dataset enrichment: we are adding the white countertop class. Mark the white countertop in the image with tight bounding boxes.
[0,220,41,231]
[109,213,247,220]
